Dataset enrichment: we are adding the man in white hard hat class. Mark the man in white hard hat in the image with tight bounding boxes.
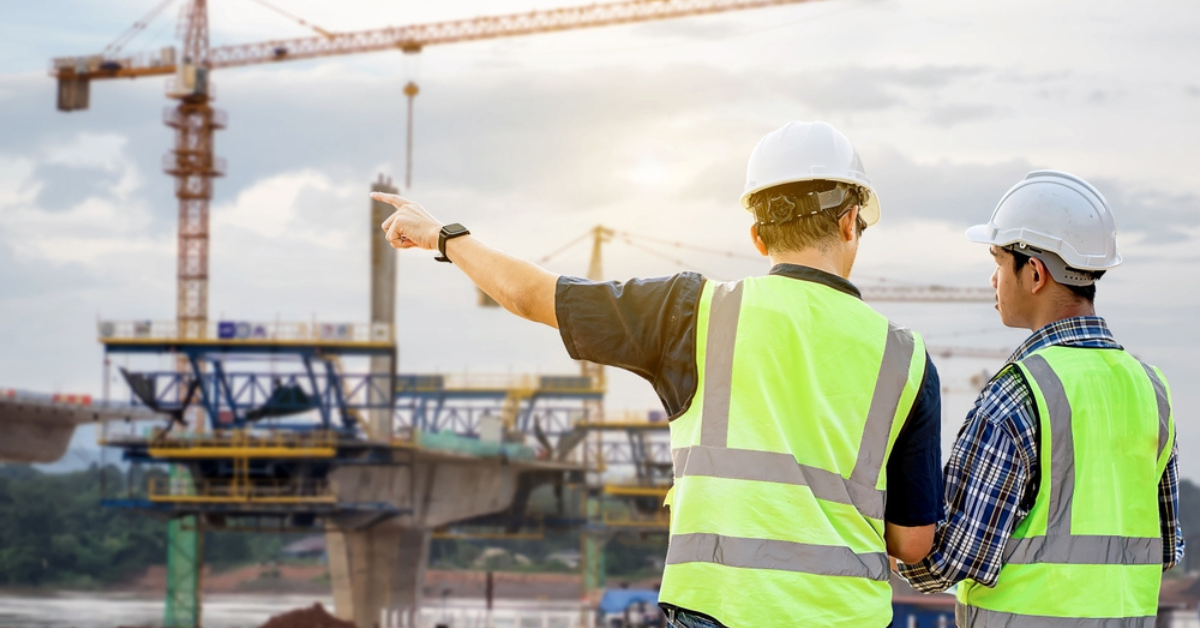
[898,171,1183,627]
[375,121,942,628]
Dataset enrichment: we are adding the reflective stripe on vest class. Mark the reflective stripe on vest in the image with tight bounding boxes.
[666,532,890,580]
[660,277,925,628]
[957,348,1172,627]
[956,604,1157,628]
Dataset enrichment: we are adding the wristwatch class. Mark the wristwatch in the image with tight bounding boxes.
[435,223,470,263]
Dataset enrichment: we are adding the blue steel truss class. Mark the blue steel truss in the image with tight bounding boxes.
[121,367,394,432]
[105,339,396,432]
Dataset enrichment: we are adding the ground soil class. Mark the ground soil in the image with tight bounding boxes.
[258,603,354,628]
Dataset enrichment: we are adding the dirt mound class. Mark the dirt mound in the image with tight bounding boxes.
[258,603,354,628]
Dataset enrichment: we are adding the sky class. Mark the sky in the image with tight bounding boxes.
[1,0,1198,476]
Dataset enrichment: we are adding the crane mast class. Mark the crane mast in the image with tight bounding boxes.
[168,0,223,343]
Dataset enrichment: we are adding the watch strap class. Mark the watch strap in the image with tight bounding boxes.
[436,223,470,263]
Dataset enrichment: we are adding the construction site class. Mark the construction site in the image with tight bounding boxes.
[2,0,1197,627]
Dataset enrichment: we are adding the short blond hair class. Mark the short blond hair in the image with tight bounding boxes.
[749,180,867,253]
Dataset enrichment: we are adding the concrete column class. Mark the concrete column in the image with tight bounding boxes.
[369,175,399,442]
[326,524,431,628]
[392,527,431,625]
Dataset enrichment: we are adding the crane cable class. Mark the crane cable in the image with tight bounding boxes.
[242,0,336,39]
[537,225,941,287]
[616,235,731,281]
[617,231,928,286]
[103,0,178,58]
[536,229,595,265]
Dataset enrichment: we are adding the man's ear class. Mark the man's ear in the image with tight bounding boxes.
[839,206,860,242]
[1028,257,1049,295]
[750,223,769,257]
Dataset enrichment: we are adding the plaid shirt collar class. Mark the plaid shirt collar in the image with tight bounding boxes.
[1008,316,1123,363]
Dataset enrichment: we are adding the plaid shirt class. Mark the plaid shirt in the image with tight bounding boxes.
[899,316,1184,592]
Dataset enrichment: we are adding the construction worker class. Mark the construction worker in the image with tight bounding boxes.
[375,121,943,627]
[898,171,1184,627]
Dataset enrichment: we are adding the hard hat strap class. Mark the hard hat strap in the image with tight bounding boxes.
[753,185,855,226]
[1006,243,1099,287]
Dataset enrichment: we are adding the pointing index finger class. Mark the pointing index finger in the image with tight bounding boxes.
[369,192,409,207]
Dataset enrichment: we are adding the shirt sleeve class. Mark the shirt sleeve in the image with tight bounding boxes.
[1161,440,1185,570]
[555,272,704,417]
[884,353,943,527]
[898,367,1038,593]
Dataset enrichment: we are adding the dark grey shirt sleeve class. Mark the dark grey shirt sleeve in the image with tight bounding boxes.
[556,272,704,416]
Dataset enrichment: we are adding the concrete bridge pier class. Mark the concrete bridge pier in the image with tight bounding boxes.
[326,457,565,628]
[326,524,430,628]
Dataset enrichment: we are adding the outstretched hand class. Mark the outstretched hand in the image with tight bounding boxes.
[373,193,443,250]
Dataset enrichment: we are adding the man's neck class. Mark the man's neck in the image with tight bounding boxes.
[1027,301,1096,332]
[769,248,847,279]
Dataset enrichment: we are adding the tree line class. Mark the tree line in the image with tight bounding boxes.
[2,462,1195,588]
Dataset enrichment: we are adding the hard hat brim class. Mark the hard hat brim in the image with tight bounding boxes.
[965,222,1124,271]
[965,223,997,245]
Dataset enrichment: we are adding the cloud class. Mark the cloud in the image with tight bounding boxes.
[30,132,140,213]
[998,69,1074,85]
[925,104,1000,128]
[859,151,1200,241]
[867,150,1035,227]
[213,169,358,245]
[1087,176,1200,240]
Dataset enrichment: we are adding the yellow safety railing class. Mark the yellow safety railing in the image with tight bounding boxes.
[602,483,671,498]
[146,429,338,458]
[148,477,336,504]
[97,320,394,344]
[394,373,603,393]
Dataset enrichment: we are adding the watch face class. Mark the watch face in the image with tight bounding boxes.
[443,223,469,237]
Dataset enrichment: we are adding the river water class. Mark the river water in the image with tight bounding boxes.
[0,593,591,628]
[0,593,334,628]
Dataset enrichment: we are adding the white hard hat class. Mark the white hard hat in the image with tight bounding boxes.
[741,121,880,226]
[966,170,1121,281]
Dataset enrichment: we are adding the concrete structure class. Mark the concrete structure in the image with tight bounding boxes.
[369,175,400,442]
[326,450,574,628]
[0,391,155,463]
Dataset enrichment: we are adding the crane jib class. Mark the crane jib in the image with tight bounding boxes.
[51,0,825,82]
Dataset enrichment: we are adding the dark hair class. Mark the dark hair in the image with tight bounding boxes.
[748,180,867,253]
[1010,249,1104,302]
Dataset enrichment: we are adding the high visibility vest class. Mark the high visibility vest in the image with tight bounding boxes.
[660,276,927,627]
[956,345,1175,628]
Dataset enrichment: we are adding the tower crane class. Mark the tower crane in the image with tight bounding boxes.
[51,0,829,348]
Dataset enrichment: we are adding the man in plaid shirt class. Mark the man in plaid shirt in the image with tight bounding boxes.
[899,171,1183,626]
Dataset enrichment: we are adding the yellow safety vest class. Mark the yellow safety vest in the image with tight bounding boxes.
[957,346,1175,628]
[660,276,926,627]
